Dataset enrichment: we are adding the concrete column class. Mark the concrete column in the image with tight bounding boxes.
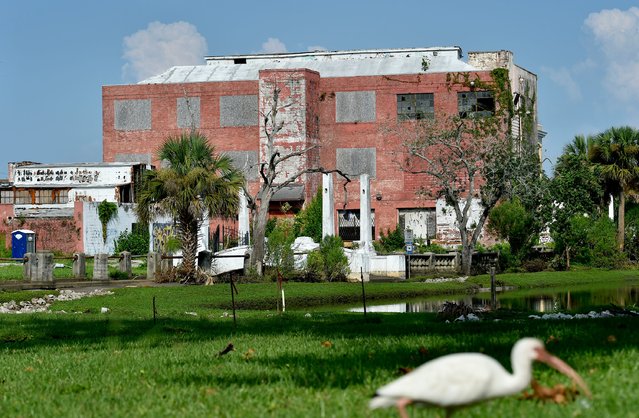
[238,189,250,245]
[356,174,376,282]
[93,253,109,281]
[322,173,335,239]
[119,251,131,278]
[147,252,162,280]
[358,174,375,253]
[34,252,54,282]
[23,252,36,280]
[73,253,86,279]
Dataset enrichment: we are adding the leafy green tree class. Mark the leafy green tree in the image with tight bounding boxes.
[136,132,244,283]
[550,135,605,266]
[589,126,639,251]
[397,69,544,275]
[486,198,533,260]
[294,188,322,242]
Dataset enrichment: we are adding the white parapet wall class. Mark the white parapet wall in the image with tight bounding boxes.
[344,248,405,280]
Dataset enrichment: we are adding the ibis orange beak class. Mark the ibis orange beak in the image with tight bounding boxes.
[535,347,592,398]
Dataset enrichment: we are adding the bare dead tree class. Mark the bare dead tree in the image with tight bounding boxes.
[243,78,350,275]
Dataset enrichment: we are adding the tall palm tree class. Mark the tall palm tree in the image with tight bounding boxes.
[589,126,639,251]
[562,134,591,161]
[136,132,244,283]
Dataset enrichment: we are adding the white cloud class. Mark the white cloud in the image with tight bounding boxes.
[540,66,582,101]
[584,7,639,102]
[122,21,208,82]
[260,38,288,54]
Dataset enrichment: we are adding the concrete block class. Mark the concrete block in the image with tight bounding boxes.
[114,99,151,131]
[73,253,86,279]
[177,97,200,129]
[220,95,258,127]
[225,150,259,180]
[119,251,131,278]
[93,253,109,281]
[336,147,376,177]
[336,91,376,122]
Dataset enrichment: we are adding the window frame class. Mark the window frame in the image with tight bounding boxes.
[397,93,435,121]
[457,91,495,118]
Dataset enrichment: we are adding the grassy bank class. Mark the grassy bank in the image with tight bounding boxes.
[1,273,638,417]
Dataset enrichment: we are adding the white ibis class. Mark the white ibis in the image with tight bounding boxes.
[370,338,591,418]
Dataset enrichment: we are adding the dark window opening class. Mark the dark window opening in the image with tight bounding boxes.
[119,185,133,203]
[397,93,434,121]
[458,91,495,118]
[338,209,375,241]
[233,58,247,64]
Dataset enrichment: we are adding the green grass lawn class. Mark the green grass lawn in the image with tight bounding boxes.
[1,274,638,418]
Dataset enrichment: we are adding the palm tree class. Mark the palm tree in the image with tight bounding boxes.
[589,126,639,251]
[562,134,591,161]
[136,132,244,283]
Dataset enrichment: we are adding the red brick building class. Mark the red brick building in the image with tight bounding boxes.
[102,47,541,244]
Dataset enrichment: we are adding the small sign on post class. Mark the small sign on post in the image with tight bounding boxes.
[404,228,413,280]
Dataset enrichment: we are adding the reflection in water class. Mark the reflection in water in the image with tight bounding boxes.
[348,284,639,313]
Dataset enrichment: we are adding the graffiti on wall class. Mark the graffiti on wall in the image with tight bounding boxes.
[15,168,101,184]
[152,223,177,253]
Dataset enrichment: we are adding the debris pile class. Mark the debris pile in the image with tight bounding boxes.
[0,289,113,314]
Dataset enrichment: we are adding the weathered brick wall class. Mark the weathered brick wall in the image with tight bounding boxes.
[103,70,500,244]
[0,202,82,254]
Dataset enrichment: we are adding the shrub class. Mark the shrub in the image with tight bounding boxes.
[305,235,350,282]
[114,225,150,255]
[376,225,405,253]
[521,258,548,273]
[266,219,295,278]
[417,242,448,254]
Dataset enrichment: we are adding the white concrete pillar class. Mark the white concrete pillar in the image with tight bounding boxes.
[359,174,374,252]
[238,189,250,245]
[322,173,335,239]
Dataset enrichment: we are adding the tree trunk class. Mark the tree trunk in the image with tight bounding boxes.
[179,217,199,283]
[460,235,473,276]
[250,198,271,275]
[618,190,625,252]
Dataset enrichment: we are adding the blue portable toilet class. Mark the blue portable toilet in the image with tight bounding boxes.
[11,230,36,258]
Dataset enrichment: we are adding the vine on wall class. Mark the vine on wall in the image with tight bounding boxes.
[97,200,118,244]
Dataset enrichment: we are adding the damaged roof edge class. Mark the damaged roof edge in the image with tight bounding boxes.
[204,46,463,61]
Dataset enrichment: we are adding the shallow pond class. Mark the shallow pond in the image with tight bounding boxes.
[348,282,639,313]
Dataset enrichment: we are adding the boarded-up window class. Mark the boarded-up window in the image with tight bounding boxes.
[114,99,152,131]
[397,93,434,120]
[225,150,258,180]
[177,97,200,129]
[336,148,376,177]
[335,91,376,123]
[458,91,495,118]
[220,95,258,127]
[398,208,436,240]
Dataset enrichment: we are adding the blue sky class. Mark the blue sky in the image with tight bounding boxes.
[1,1,638,178]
